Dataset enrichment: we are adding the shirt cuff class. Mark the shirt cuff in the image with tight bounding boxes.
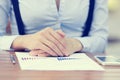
[0,35,19,50]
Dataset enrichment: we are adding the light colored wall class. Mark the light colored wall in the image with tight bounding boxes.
[106,0,120,55]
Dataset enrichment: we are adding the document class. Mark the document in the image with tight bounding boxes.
[16,52,104,71]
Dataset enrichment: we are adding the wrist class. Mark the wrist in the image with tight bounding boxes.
[11,35,26,50]
[71,38,83,52]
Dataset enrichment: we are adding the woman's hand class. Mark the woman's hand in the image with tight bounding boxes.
[11,27,67,57]
[56,30,83,56]
[63,38,83,56]
[29,37,83,57]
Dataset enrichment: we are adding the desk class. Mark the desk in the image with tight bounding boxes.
[0,50,120,80]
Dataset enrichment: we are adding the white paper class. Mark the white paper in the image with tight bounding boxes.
[16,52,104,71]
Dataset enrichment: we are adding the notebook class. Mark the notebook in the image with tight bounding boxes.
[16,52,104,71]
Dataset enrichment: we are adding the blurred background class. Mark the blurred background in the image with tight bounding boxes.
[107,0,120,56]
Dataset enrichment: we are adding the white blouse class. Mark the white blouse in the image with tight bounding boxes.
[0,0,109,53]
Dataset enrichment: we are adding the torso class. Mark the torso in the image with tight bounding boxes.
[10,0,89,37]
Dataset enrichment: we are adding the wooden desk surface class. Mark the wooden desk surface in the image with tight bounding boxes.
[0,50,120,80]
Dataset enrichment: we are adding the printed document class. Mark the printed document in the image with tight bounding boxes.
[16,52,104,71]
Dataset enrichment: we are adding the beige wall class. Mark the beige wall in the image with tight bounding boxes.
[106,0,120,55]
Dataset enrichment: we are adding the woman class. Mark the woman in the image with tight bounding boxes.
[0,0,108,57]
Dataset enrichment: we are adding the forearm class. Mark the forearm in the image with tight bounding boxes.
[73,36,108,53]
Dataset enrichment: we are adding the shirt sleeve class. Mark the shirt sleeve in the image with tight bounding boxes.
[73,0,109,53]
[0,0,17,50]
[0,0,10,34]
[0,35,19,50]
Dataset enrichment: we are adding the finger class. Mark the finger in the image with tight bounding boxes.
[29,50,39,56]
[35,27,65,56]
[34,42,58,57]
[38,52,50,57]
[55,30,65,38]
[42,31,66,56]
[39,37,64,57]
[48,28,66,48]
[56,30,68,56]
[44,28,66,56]
[29,49,45,56]
[64,52,71,57]
[29,50,50,57]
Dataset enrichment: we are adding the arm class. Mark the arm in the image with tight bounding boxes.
[72,0,109,53]
[11,27,67,57]
[29,0,109,56]
[0,0,66,57]
[0,0,19,50]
